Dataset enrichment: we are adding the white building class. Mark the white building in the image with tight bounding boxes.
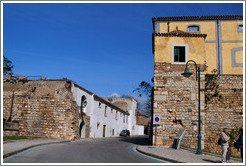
[72,83,136,138]
[104,97,144,136]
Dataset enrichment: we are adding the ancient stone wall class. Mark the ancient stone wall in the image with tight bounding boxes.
[154,62,243,157]
[136,112,149,126]
[3,80,80,140]
[204,74,243,156]
[153,62,206,148]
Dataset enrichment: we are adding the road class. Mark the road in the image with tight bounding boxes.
[4,135,166,163]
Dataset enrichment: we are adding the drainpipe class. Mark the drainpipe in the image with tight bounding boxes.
[216,20,221,74]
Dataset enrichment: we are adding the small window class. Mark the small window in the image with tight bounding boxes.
[238,24,243,32]
[97,123,100,130]
[98,102,101,108]
[173,46,186,63]
[187,25,200,32]
[111,108,113,113]
[104,106,107,117]
[115,111,118,120]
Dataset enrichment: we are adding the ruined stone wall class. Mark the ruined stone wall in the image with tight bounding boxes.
[154,62,206,148]
[3,80,80,140]
[204,75,243,157]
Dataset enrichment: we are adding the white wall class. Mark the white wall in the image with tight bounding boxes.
[127,103,144,136]
[105,97,145,136]
[71,84,129,138]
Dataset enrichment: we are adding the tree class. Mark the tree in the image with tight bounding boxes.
[132,78,154,117]
[133,78,154,145]
[3,56,14,75]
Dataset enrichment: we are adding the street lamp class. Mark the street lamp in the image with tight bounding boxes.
[181,60,202,155]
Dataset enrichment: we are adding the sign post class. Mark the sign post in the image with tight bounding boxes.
[153,114,161,146]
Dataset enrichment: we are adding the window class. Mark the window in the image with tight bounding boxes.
[172,45,187,64]
[187,25,200,32]
[238,24,243,32]
[115,111,118,120]
[111,108,113,113]
[104,106,107,117]
[98,102,101,108]
[97,123,100,130]
[123,115,125,123]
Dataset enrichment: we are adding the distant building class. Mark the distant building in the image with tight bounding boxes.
[72,84,130,138]
[103,97,148,136]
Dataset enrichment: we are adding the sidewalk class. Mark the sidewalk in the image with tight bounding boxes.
[3,138,70,159]
[136,146,242,163]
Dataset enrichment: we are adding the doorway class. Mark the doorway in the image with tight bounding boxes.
[103,125,106,137]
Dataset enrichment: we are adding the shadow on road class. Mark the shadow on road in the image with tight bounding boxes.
[119,135,151,146]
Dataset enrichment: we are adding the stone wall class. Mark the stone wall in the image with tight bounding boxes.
[204,75,243,156]
[3,80,80,140]
[154,62,243,157]
[153,62,206,148]
[136,112,149,126]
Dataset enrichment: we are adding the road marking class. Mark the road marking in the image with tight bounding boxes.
[130,146,167,163]
[4,146,44,163]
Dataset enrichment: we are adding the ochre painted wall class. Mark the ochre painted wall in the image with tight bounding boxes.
[159,21,216,41]
[157,20,243,74]
[204,43,217,73]
[221,21,243,41]
[222,42,243,74]
[154,36,205,65]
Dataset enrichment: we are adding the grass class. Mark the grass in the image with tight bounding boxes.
[3,136,40,141]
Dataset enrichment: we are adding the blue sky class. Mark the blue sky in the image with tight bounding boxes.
[3,2,243,97]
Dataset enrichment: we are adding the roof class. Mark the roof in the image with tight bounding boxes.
[153,30,207,39]
[152,15,243,22]
[73,83,129,115]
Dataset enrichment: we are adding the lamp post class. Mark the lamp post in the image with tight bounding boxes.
[181,60,202,155]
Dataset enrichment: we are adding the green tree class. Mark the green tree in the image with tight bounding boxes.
[3,56,14,75]
[132,78,154,117]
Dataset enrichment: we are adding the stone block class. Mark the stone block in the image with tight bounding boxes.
[154,95,167,101]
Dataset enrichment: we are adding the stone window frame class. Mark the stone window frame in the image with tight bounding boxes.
[187,24,200,33]
[171,44,188,65]
[238,24,243,32]
[231,47,243,67]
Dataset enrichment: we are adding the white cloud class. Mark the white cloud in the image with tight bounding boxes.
[109,92,121,98]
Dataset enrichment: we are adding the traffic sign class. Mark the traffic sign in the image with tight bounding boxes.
[153,114,161,125]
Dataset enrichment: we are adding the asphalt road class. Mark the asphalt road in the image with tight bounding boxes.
[4,135,166,163]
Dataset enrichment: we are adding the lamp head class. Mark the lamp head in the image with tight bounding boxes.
[181,66,193,77]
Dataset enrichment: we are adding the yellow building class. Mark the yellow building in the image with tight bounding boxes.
[152,15,243,74]
[151,16,243,155]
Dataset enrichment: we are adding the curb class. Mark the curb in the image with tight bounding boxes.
[136,146,183,163]
[181,147,242,162]
[3,140,71,159]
